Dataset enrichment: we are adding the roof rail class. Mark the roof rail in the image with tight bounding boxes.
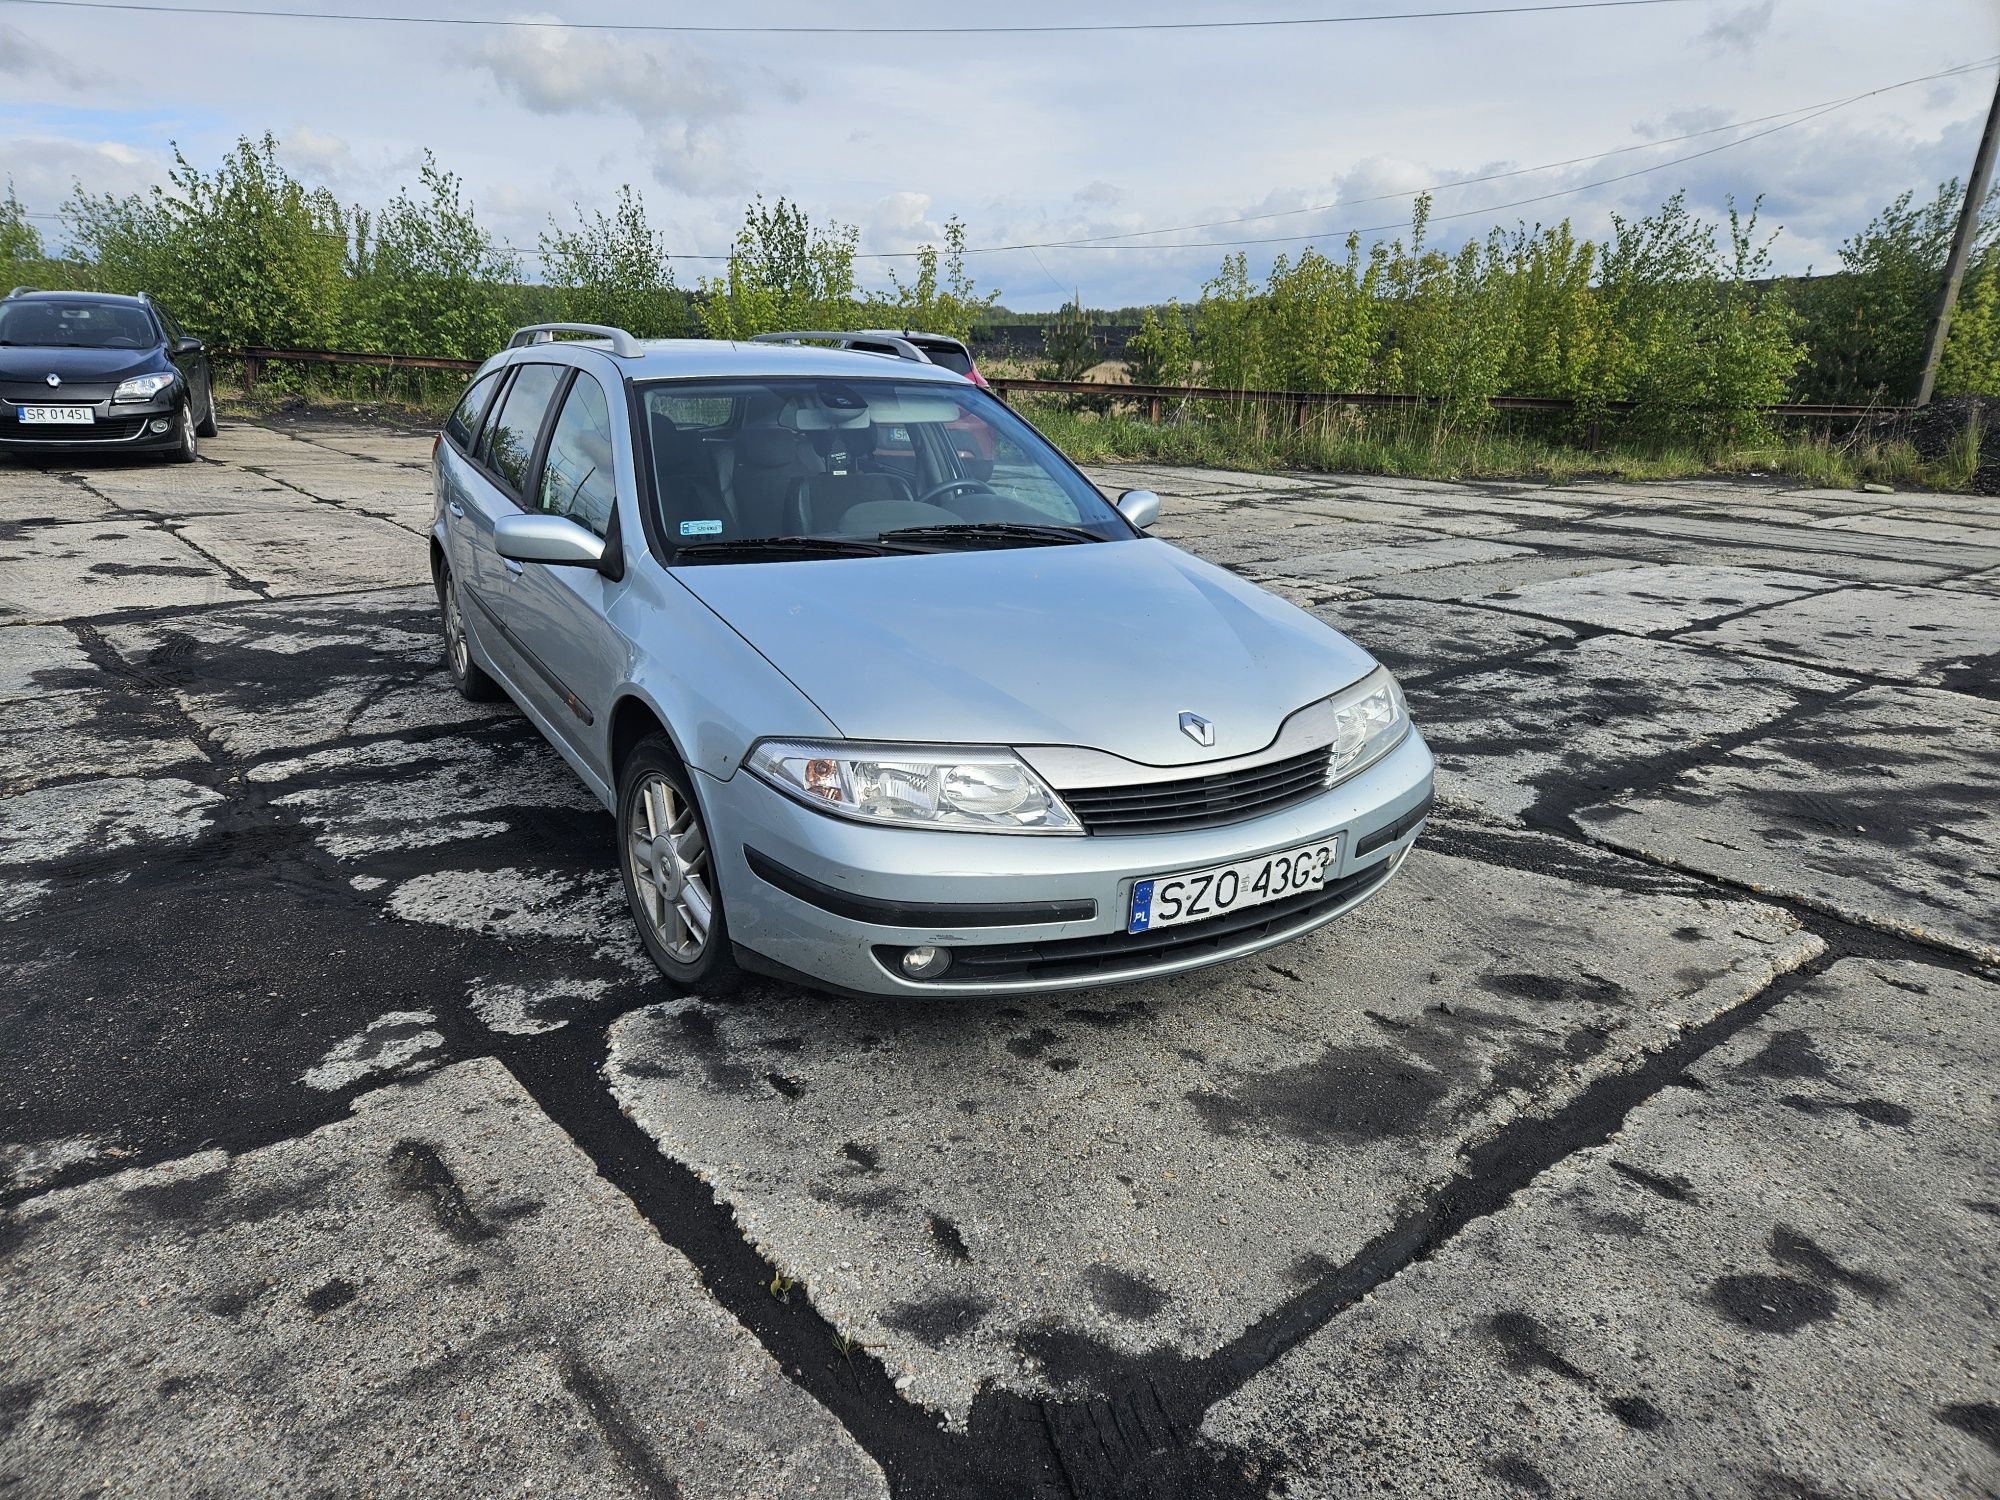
[508,322,642,358]
[749,330,932,364]
[5,286,40,298]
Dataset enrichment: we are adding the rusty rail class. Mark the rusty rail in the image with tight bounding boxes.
[219,346,1909,420]
[987,377,1906,422]
[230,345,481,389]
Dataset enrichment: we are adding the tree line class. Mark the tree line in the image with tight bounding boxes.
[0,134,997,360]
[3,131,1994,445]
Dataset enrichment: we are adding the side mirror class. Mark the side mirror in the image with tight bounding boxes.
[172,336,204,356]
[495,513,608,570]
[1116,489,1161,530]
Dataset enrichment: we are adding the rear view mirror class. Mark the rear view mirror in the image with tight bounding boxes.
[495,513,608,570]
[1116,489,1161,530]
[172,336,204,356]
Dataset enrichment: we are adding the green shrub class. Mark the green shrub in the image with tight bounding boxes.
[349,154,518,361]
[65,134,350,352]
[1125,299,1194,387]
[538,184,689,339]
[696,196,863,339]
[882,219,998,341]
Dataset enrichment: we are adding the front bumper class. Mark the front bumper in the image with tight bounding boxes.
[0,395,181,452]
[704,727,1436,996]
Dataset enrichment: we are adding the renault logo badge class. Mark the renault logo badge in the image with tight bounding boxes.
[45,373,61,387]
[1178,711,1215,747]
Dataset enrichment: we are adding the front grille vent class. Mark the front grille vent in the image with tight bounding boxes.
[1061,744,1332,835]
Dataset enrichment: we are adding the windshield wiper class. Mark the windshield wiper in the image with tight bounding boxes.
[672,534,896,563]
[876,521,1106,548]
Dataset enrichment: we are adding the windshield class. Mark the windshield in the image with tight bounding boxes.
[639,376,1133,560]
[0,299,158,349]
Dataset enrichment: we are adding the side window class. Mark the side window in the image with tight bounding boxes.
[445,371,501,451]
[483,363,565,497]
[537,373,618,537]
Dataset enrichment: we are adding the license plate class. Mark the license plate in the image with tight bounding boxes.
[1129,837,1341,934]
[20,406,94,424]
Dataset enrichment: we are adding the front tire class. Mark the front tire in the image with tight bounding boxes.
[164,399,197,463]
[618,739,740,992]
[437,563,503,701]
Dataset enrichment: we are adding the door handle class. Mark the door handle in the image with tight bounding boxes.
[447,501,466,518]
[504,558,525,575]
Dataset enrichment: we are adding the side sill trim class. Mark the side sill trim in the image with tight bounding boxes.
[463,584,595,725]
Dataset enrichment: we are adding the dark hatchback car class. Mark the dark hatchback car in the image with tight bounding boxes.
[0,288,217,461]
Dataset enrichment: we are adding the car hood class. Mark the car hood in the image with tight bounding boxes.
[0,346,162,385]
[673,539,1378,767]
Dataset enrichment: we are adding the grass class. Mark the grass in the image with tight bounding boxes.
[1017,398,1976,493]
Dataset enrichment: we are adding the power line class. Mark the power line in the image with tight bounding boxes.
[0,0,1708,36]
[944,56,2000,256]
[1027,57,2000,248]
[14,57,1988,265]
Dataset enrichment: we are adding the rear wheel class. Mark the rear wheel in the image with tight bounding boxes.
[437,563,502,701]
[618,739,740,992]
[194,382,219,438]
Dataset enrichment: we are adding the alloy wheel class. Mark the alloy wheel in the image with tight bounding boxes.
[442,574,470,678]
[626,774,713,962]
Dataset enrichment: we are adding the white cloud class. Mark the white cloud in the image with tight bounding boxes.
[864,190,940,252]
[0,135,167,225]
[471,21,738,124]
[466,19,763,199]
[0,21,86,87]
[1698,0,1777,54]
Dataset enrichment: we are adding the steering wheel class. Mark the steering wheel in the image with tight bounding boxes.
[912,477,998,507]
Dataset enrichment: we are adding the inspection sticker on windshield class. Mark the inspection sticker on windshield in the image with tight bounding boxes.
[679,519,722,536]
[1128,836,1341,934]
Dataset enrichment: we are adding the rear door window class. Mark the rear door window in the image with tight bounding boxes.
[445,371,502,452]
[483,363,566,498]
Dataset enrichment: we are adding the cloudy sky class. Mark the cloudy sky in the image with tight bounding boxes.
[2,0,1996,310]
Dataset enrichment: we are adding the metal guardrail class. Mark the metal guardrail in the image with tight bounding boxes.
[221,346,1909,421]
[986,377,1907,422]
[232,346,482,386]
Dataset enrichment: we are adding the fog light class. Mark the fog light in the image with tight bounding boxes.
[900,945,951,979]
[149,419,170,433]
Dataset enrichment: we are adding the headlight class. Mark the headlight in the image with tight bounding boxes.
[1325,668,1409,784]
[746,740,1081,834]
[113,373,176,403]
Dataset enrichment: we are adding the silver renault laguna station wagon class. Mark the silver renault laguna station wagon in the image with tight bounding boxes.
[430,324,1434,997]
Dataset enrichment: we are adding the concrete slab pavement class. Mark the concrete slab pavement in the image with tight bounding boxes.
[0,1058,888,1500]
[3,421,1994,1498]
[1201,958,2000,1500]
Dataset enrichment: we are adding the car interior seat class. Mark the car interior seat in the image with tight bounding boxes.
[728,426,818,535]
[650,414,736,533]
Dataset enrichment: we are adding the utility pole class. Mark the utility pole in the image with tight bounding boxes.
[1914,68,2000,406]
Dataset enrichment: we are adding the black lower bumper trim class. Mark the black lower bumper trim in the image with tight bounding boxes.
[1355,791,1435,857]
[745,846,1097,929]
